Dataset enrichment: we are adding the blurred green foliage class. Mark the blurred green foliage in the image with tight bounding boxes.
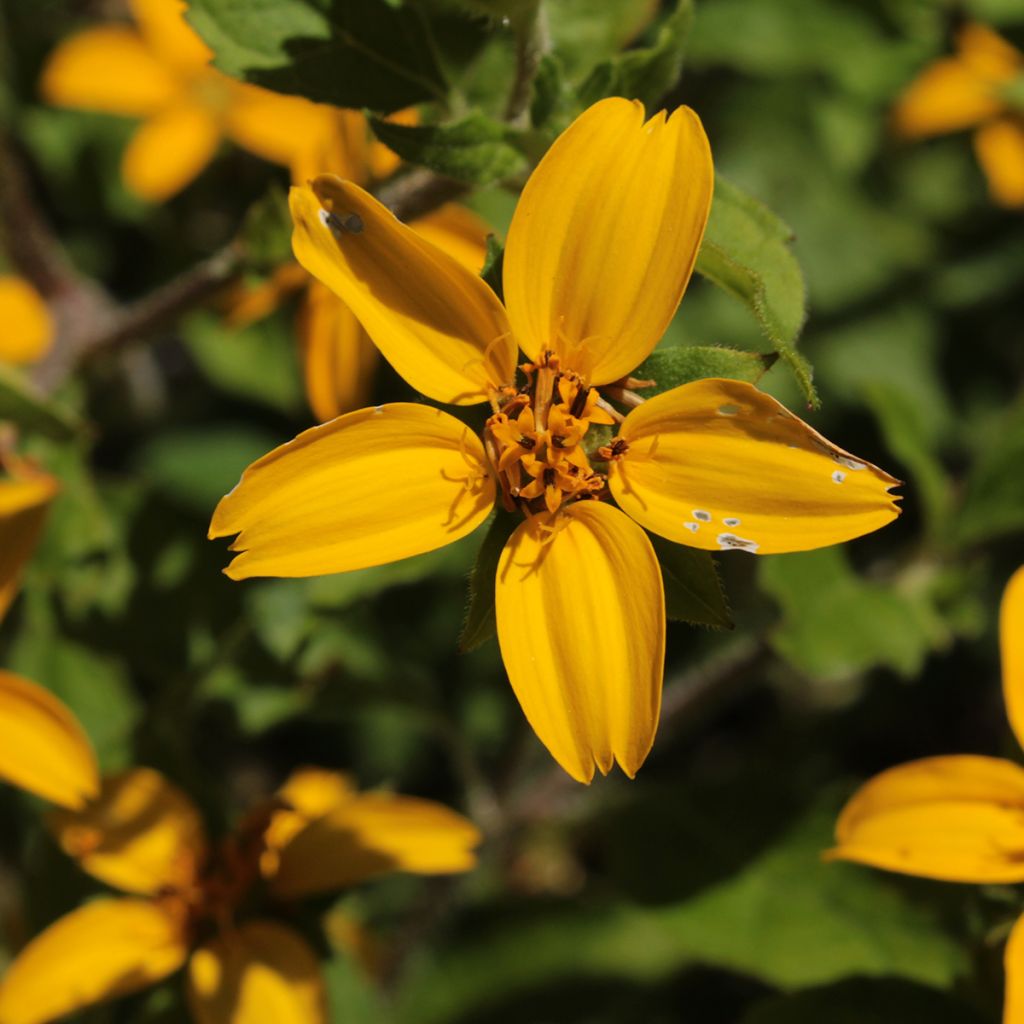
[1,0,1024,1021]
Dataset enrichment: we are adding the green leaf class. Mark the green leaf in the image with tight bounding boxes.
[759,548,945,684]
[547,0,660,79]
[0,365,82,440]
[369,112,525,185]
[183,309,304,414]
[695,177,815,407]
[460,508,518,652]
[530,53,568,129]
[651,536,732,629]
[956,397,1024,546]
[579,0,694,108]
[633,345,775,397]
[186,0,447,112]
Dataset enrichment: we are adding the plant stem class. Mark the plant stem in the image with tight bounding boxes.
[504,1,550,125]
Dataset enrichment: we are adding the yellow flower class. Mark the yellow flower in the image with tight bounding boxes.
[0,673,480,1024]
[0,461,59,624]
[209,97,902,784]
[828,566,1024,1023]
[0,276,54,366]
[39,0,348,201]
[892,23,1024,207]
[223,109,492,421]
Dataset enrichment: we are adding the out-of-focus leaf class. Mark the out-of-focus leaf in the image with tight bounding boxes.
[183,310,304,414]
[136,425,284,516]
[740,979,986,1024]
[238,185,292,272]
[369,112,524,184]
[530,54,568,130]
[186,0,448,111]
[695,177,814,406]
[0,365,82,440]
[480,235,504,301]
[579,0,694,109]
[460,508,518,652]
[547,0,659,79]
[633,346,773,397]
[957,398,1024,545]
[651,536,732,629]
[200,665,309,735]
[396,798,964,1024]
[759,548,945,684]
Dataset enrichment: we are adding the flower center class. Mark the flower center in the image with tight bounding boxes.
[484,351,617,516]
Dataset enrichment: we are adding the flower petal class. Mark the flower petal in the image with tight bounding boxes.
[609,378,901,555]
[268,791,481,899]
[289,108,372,186]
[209,403,495,579]
[298,280,379,421]
[289,177,514,405]
[0,472,59,622]
[891,57,1005,137]
[39,25,180,117]
[495,501,665,783]
[0,670,99,810]
[50,767,207,896]
[225,83,339,168]
[827,755,1024,883]
[261,768,358,865]
[1002,566,1024,752]
[974,117,1024,208]
[187,921,327,1024]
[503,97,712,385]
[222,263,308,330]
[0,898,189,1024]
[129,0,212,70]
[411,203,490,273]
[1004,913,1024,1024]
[0,276,54,365]
[121,102,221,201]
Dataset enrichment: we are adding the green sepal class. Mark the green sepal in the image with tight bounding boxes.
[460,506,520,651]
[650,534,733,629]
[633,346,776,398]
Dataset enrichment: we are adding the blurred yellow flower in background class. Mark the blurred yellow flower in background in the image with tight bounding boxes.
[0,276,53,366]
[39,0,347,201]
[828,565,1024,1024]
[0,672,481,1024]
[209,97,902,784]
[893,23,1024,207]
[0,461,58,625]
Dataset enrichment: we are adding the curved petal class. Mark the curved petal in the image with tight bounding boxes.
[268,791,481,898]
[957,23,1023,82]
[289,177,514,405]
[225,83,339,168]
[187,921,327,1024]
[1004,913,1024,1024]
[411,203,490,273]
[50,767,207,895]
[827,755,1024,883]
[503,98,712,384]
[0,898,189,1024]
[121,102,221,201]
[0,276,54,365]
[130,0,212,71]
[209,403,495,579]
[0,472,59,622]
[891,57,1004,137]
[0,670,98,810]
[609,379,901,555]
[298,280,379,421]
[1002,566,1024,752]
[495,501,665,783]
[974,117,1024,208]
[261,768,358,864]
[39,25,180,117]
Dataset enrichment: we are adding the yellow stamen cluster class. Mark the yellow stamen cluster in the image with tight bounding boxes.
[485,352,617,516]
